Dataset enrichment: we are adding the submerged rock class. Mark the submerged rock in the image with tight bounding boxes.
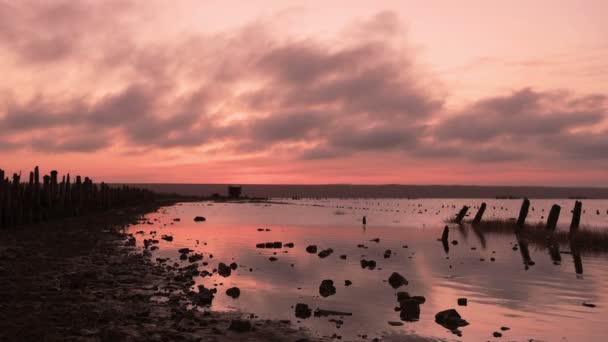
[306,245,318,254]
[194,216,206,222]
[457,298,467,306]
[230,262,238,270]
[384,250,392,259]
[388,272,408,289]
[318,248,334,258]
[319,280,336,297]
[226,287,241,299]
[218,263,231,277]
[284,242,295,248]
[295,303,312,319]
[344,280,352,286]
[360,259,376,270]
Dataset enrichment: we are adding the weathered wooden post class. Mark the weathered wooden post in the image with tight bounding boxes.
[472,202,486,225]
[454,206,469,224]
[517,198,530,228]
[441,225,449,242]
[569,201,582,234]
[546,204,561,231]
[0,169,4,228]
[570,241,583,275]
[33,166,41,222]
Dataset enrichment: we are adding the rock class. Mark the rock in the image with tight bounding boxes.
[284,242,295,248]
[319,280,336,297]
[370,238,380,243]
[500,327,510,331]
[125,237,136,246]
[451,240,458,245]
[396,292,425,322]
[388,321,404,326]
[272,241,282,248]
[188,253,203,263]
[306,245,318,254]
[384,250,392,258]
[313,309,352,317]
[344,280,352,286]
[457,298,467,306]
[194,216,206,222]
[230,262,238,270]
[295,303,312,319]
[388,272,408,289]
[493,332,502,338]
[360,259,376,270]
[228,319,252,332]
[318,248,334,258]
[178,248,191,254]
[269,257,278,261]
[340,255,347,260]
[435,309,469,330]
[256,243,265,248]
[583,302,596,308]
[194,285,217,306]
[173,218,181,222]
[218,263,231,277]
[161,235,173,242]
[226,287,240,299]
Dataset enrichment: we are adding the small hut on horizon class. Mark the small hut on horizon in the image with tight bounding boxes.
[228,185,242,199]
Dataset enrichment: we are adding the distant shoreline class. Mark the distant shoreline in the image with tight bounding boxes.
[113,183,608,200]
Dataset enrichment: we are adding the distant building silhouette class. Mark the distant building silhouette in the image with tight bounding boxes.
[228,185,242,198]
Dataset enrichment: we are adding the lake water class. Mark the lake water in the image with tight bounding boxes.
[129,199,608,341]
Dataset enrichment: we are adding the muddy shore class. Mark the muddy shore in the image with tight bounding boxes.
[0,201,321,342]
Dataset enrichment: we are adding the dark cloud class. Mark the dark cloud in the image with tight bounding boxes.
[0,2,606,169]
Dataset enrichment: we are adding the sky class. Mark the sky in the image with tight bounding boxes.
[0,0,607,186]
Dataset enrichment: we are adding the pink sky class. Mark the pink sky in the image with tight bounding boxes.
[0,0,607,186]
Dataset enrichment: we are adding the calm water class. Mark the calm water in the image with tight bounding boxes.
[129,199,608,341]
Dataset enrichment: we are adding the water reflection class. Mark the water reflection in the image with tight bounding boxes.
[129,200,608,341]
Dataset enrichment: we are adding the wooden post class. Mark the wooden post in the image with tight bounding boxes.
[546,204,561,231]
[472,202,486,225]
[441,225,449,241]
[454,206,469,224]
[569,201,582,234]
[517,198,530,228]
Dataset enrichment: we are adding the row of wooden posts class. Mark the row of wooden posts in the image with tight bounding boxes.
[0,166,155,229]
[448,198,585,274]
[453,198,585,233]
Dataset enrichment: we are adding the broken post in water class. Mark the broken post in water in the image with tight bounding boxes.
[454,206,469,224]
[472,202,486,225]
[517,198,530,228]
[570,201,582,234]
[546,204,561,231]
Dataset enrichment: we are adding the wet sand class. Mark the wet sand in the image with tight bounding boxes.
[0,202,322,342]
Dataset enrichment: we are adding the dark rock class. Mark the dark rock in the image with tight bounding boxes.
[493,332,502,338]
[457,298,467,306]
[340,255,347,260]
[435,309,469,330]
[306,245,318,254]
[295,303,312,319]
[370,238,380,242]
[173,218,181,222]
[178,248,191,254]
[318,248,334,258]
[269,257,278,261]
[284,242,295,248]
[319,280,336,297]
[256,243,265,248]
[193,285,217,306]
[188,253,203,263]
[500,327,510,331]
[218,263,231,277]
[194,216,206,222]
[226,287,240,299]
[313,309,352,317]
[388,321,404,326]
[230,262,238,270]
[344,280,352,286]
[272,241,283,248]
[360,259,376,270]
[161,235,173,242]
[228,319,252,332]
[583,302,596,308]
[388,272,408,289]
[451,240,458,245]
[384,250,392,259]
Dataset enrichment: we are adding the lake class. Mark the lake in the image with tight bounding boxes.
[129,198,608,341]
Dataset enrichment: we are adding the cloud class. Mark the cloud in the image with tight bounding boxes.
[0,1,606,173]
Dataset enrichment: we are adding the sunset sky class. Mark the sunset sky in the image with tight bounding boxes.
[1,0,607,185]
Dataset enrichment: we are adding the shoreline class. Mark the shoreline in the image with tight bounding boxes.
[0,200,321,341]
